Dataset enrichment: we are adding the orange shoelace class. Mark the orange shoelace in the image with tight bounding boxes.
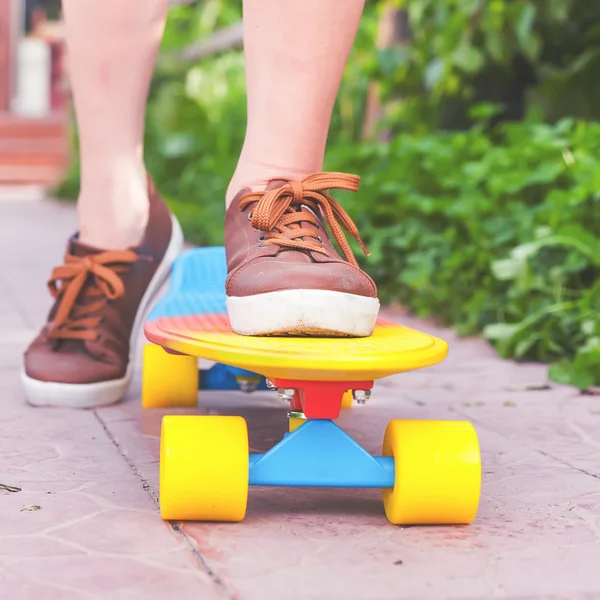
[46,250,139,341]
[239,172,369,267]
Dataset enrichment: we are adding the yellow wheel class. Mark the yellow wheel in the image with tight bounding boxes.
[382,420,480,525]
[142,344,198,408]
[341,390,353,409]
[160,415,249,521]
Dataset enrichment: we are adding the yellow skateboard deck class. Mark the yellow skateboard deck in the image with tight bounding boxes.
[144,247,447,382]
[145,313,448,382]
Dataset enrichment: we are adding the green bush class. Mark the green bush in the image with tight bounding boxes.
[144,49,246,245]
[327,115,600,389]
[374,0,600,129]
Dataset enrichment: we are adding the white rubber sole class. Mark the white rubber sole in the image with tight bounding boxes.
[226,289,380,337]
[21,215,184,409]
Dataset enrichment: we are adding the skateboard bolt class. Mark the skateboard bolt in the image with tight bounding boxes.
[278,388,296,402]
[235,376,262,393]
[353,390,371,404]
[287,410,306,420]
[266,379,276,390]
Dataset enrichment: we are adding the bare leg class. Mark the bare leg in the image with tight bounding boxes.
[223,0,379,338]
[62,0,169,248]
[226,0,365,205]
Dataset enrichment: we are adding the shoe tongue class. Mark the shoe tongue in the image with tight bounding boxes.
[265,179,289,191]
[69,236,105,258]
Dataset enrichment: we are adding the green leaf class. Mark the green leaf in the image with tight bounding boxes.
[549,360,573,384]
[377,47,409,76]
[483,323,520,341]
[424,58,445,90]
[515,335,540,358]
[468,102,503,122]
[452,42,484,74]
[516,3,536,45]
[516,3,540,60]
[491,257,524,281]
[549,351,599,389]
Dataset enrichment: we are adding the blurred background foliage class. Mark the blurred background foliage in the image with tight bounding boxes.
[55,0,600,389]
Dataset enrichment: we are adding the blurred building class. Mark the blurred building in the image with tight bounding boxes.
[0,0,68,187]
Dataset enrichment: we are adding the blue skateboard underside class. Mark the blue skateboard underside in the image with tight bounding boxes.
[148,247,268,391]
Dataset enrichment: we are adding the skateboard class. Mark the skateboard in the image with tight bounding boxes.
[143,247,481,525]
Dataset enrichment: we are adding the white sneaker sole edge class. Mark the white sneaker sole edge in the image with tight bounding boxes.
[226,289,380,337]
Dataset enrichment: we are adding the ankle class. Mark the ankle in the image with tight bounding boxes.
[226,161,320,207]
[77,166,150,250]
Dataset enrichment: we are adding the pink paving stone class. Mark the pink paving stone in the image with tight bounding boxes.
[3,193,600,599]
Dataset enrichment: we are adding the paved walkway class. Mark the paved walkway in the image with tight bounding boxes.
[1,193,600,600]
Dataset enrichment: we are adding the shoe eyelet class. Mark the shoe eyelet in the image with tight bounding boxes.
[247,211,253,221]
[317,235,323,243]
[258,235,265,242]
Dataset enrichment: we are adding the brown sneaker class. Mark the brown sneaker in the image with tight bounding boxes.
[224,172,379,336]
[22,179,183,408]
